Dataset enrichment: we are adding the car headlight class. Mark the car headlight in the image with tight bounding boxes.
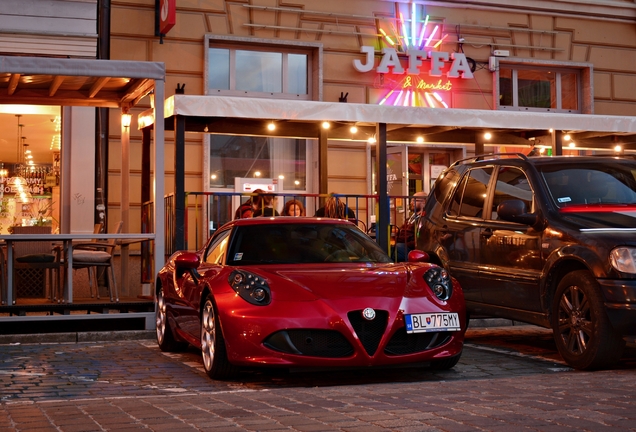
[423,267,452,301]
[228,270,271,305]
[610,247,636,274]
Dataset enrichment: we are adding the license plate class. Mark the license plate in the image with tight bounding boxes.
[404,312,461,333]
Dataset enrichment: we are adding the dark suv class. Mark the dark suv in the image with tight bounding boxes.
[418,153,636,370]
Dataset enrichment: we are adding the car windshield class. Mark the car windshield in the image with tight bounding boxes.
[226,223,392,265]
[539,161,636,207]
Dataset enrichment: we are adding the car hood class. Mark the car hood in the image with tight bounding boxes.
[245,263,416,302]
[559,205,636,229]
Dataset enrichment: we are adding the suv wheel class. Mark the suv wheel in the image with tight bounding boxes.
[551,270,625,370]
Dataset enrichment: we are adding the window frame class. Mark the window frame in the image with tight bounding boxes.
[205,35,323,101]
[494,58,593,114]
[487,165,535,221]
[204,228,232,265]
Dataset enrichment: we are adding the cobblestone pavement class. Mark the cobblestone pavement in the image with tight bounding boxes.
[1,325,635,431]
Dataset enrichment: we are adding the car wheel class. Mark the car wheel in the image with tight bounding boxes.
[156,288,187,352]
[430,351,462,370]
[201,294,239,380]
[551,270,625,370]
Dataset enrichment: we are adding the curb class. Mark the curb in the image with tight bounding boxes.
[468,318,517,328]
[0,330,155,345]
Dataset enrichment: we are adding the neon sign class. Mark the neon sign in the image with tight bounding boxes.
[353,5,473,108]
[354,47,474,78]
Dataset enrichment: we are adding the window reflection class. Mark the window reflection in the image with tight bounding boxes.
[208,48,230,90]
[209,135,306,190]
[288,53,308,94]
[236,51,282,93]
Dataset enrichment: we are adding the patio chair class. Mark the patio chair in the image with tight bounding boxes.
[72,221,122,302]
[12,226,63,302]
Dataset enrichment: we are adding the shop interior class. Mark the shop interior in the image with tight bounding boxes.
[0,106,61,235]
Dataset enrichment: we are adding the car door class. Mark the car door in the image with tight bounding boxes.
[175,229,231,340]
[440,166,494,303]
[478,165,543,312]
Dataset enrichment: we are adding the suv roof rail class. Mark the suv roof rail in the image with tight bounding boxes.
[590,154,636,160]
[451,153,528,167]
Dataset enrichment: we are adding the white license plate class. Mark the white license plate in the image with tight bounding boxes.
[405,312,461,333]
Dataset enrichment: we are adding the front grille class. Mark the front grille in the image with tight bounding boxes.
[263,330,354,357]
[384,327,452,355]
[347,310,388,356]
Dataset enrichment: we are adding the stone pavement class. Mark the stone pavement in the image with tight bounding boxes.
[1,324,635,431]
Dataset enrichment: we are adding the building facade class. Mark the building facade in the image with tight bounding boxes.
[110,0,636,241]
[3,0,636,239]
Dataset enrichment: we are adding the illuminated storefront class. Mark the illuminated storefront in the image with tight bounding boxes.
[113,0,636,248]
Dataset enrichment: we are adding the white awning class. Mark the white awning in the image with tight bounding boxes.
[147,94,636,150]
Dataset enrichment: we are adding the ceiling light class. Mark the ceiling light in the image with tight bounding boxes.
[568,142,576,148]
[350,126,358,134]
[322,121,330,129]
[564,134,571,141]
[267,122,276,131]
[416,136,424,143]
[484,132,492,140]
[614,145,622,153]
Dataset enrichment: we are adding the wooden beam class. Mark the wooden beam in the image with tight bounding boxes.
[8,73,20,95]
[88,77,110,98]
[120,79,154,108]
[49,76,66,97]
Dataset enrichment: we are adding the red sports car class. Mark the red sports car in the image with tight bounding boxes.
[155,217,466,380]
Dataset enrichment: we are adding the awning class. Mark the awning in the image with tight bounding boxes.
[0,56,164,109]
[0,55,167,273]
[148,94,636,150]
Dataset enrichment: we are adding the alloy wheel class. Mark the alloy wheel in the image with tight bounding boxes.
[201,299,216,372]
[556,285,591,356]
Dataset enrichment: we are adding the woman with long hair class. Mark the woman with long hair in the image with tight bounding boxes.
[314,195,355,219]
[283,199,305,216]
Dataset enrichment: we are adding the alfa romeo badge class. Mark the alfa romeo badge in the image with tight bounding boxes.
[362,307,376,320]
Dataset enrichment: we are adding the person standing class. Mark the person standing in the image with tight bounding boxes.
[314,195,355,219]
[252,191,280,217]
[393,192,427,262]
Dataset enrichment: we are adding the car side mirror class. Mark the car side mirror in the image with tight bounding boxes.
[175,252,200,269]
[175,252,201,283]
[497,199,542,229]
[407,249,430,263]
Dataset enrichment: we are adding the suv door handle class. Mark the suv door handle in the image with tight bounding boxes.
[481,228,493,239]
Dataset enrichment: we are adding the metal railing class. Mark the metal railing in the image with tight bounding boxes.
[162,191,418,255]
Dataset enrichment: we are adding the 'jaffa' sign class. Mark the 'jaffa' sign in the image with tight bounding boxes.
[353,46,474,79]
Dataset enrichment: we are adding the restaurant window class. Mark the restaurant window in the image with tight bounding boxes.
[206,38,315,100]
[498,65,581,113]
[209,136,307,191]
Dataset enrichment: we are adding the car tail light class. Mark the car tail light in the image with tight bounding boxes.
[228,270,271,305]
[423,267,452,301]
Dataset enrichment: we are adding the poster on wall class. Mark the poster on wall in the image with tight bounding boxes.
[430,164,447,189]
